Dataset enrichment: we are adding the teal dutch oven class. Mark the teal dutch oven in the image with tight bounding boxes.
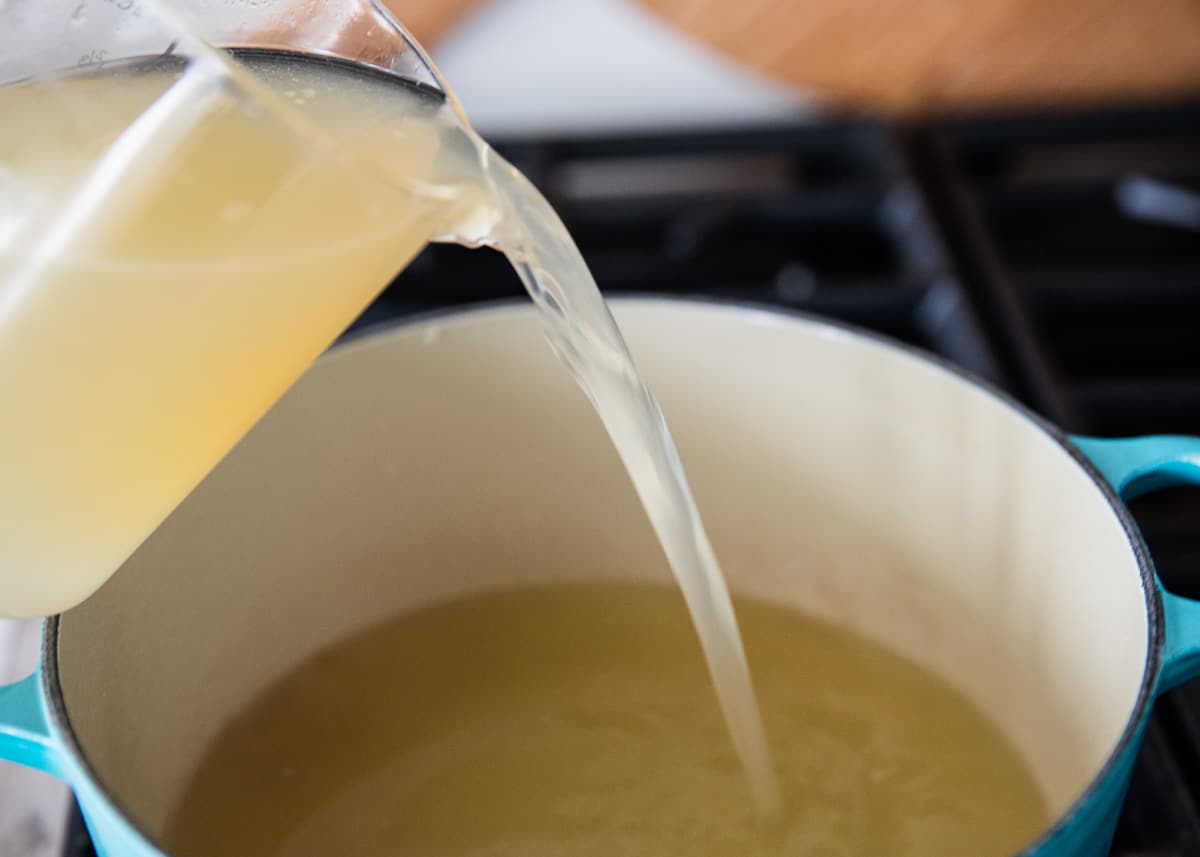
[1,299,1199,856]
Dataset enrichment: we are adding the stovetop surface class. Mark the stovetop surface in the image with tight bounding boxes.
[64,100,1200,856]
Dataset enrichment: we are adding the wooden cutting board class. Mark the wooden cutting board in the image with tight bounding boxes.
[387,0,481,47]
[635,0,1200,112]
[395,0,1200,114]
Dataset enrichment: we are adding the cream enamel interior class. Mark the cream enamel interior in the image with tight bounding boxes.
[56,300,1150,842]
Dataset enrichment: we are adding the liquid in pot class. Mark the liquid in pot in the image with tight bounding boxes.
[165,584,1048,857]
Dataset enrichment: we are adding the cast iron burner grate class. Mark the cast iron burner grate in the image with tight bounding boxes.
[63,99,1200,857]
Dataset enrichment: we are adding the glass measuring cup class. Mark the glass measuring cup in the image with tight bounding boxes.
[0,0,482,617]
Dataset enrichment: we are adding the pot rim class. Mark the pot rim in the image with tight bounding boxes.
[38,294,1164,857]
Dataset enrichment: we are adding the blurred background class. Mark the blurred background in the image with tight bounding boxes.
[402,0,1200,129]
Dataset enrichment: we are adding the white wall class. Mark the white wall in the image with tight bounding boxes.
[432,0,815,135]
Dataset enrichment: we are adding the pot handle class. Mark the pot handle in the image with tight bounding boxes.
[0,670,59,774]
[1072,434,1200,693]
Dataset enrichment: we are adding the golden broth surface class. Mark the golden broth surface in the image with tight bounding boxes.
[166,584,1048,857]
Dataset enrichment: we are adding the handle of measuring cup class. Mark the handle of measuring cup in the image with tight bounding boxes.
[1072,435,1200,694]
[0,667,59,774]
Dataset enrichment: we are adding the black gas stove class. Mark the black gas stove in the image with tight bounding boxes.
[64,101,1200,856]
